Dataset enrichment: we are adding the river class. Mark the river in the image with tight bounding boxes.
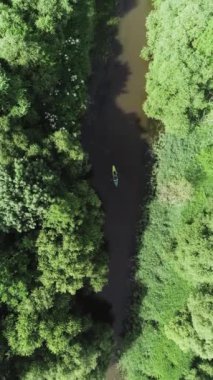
[82,0,151,378]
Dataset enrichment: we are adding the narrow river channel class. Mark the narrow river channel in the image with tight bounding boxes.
[82,0,151,377]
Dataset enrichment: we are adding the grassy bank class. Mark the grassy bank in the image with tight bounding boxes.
[120,1,213,379]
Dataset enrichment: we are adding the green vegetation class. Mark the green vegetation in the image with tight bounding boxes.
[0,0,114,378]
[120,0,213,379]
[1,0,212,378]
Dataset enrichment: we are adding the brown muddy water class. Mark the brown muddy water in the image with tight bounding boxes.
[82,0,152,378]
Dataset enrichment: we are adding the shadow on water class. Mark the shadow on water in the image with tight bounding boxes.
[117,0,139,16]
[75,289,114,325]
[82,0,153,346]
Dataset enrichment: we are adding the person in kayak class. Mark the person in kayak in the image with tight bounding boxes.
[112,165,118,187]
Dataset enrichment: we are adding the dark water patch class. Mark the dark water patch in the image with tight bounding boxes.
[82,1,153,379]
[82,1,152,342]
[75,289,114,325]
[118,0,139,16]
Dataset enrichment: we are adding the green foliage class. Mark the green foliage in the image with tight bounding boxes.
[0,0,113,378]
[0,3,40,66]
[185,361,213,380]
[37,186,107,294]
[166,290,213,360]
[143,0,212,136]
[0,237,32,309]
[0,158,56,232]
[121,0,213,379]
[121,326,192,380]
[21,323,113,380]
[4,293,84,357]
[2,291,112,379]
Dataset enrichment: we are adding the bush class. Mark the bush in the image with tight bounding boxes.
[120,1,213,378]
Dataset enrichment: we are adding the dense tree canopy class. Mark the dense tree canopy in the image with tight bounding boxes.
[121,0,213,379]
[0,0,114,378]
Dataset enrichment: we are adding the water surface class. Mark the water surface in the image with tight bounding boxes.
[82,0,152,377]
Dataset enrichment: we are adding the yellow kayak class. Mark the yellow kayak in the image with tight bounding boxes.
[112,165,118,187]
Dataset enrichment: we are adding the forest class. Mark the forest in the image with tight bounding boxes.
[120,0,213,379]
[0,1,114,379]
[0,0,212,379]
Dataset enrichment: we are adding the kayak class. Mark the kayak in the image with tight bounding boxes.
[112,165,118,187]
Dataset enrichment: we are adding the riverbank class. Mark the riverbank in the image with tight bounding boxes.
[120,1,213,379]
